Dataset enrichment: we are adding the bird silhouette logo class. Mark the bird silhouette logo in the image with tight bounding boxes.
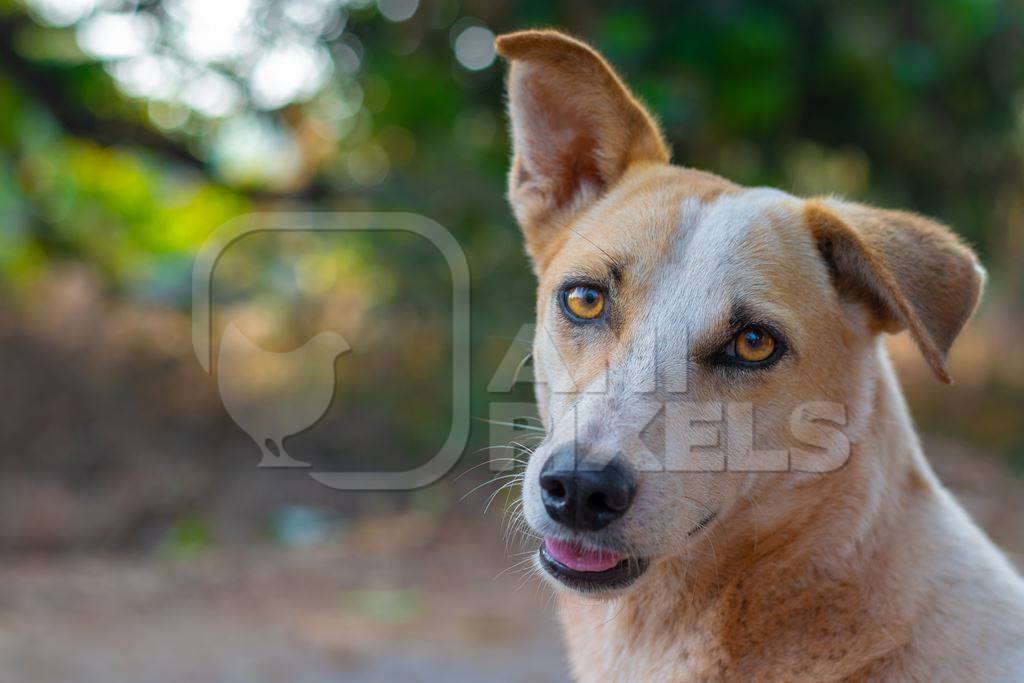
[217,322,351,467]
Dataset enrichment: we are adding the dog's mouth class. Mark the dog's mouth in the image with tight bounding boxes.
[538,537,648,592]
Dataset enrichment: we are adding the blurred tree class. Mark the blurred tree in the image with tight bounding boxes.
[0,0,1022,465]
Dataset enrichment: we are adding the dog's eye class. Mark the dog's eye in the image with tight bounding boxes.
[727,325,777,364]
[562,285,605,320]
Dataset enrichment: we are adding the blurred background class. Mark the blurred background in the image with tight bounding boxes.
[0,0,1022,681]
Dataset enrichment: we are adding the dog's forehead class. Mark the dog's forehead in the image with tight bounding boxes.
[646,187,810,331]
[674,187,805,289]
[541,168,726,280]
[551,179,807,292]
[671,188,796,264]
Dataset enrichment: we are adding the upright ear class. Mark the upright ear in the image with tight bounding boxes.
[804,199,985,383]
[495,30,669,267]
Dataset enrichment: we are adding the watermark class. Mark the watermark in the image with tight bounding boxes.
[193,212,469,490]
[483,321,853,474]
[194,217,853,489]
[487,398,851,474]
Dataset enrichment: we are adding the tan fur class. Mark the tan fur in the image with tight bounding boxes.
[498,30,1024,682]
[496,30,670,268]
[804,201,984,383]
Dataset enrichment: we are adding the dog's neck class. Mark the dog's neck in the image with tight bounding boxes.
[558,346,944,679]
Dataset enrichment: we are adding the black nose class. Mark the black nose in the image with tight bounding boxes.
[539,448,636,531]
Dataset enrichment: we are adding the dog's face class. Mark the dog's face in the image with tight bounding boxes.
[496,31,983,596]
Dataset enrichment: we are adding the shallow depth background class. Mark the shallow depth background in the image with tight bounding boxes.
[1,1,1023,681]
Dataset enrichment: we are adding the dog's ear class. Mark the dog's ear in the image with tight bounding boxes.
[495,30,669,267]
[804,199,985,383]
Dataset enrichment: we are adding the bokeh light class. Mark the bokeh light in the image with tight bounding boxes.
[453,25,496,71]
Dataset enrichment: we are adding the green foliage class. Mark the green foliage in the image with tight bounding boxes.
[341,588,423,624]
[5,1,1021,289]
[159,512,215,560]
[1,0,1022,462]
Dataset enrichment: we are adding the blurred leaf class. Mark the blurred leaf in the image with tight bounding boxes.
[159,513,214,560]
[341,588,422,624]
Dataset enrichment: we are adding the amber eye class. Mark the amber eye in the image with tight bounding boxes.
[732,325,777,363]
[563,285,605,320]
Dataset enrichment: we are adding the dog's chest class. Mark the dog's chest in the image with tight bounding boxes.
[559,598,725,682]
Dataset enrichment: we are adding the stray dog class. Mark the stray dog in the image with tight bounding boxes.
[495,29,1024,681]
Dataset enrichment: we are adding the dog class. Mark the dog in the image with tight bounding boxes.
[495,29,1024,681]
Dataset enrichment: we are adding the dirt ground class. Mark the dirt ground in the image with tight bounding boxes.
[0,512,567,683]
[0,436,1021,683]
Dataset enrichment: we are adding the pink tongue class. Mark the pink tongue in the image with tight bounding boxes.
[545,538,623,573]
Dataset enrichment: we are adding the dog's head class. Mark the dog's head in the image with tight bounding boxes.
[496,30,985,596]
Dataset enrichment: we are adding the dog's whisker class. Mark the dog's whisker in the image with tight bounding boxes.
[494,554,538,580]
[482,478,523,507]
[503,505,539,547]
[702,528,722,593]
[468,445,530,460]
[513,565,540,594]
[459,473,524,501]
[567,225,616,265]
[592,598,628,631]
[453,455,526,482]
[471,417,547,432]
[507,439,538,454]
[484,478,522,515]
[485,334,536,345]
[464,449,529,467]
[741,489,765,553]
[505,513,541,549]
[493,487,521,531]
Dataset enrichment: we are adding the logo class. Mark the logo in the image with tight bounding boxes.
[193,212,470,489]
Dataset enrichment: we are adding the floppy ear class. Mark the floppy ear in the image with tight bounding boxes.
[495,30,669,267]
[804,199,985,383]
